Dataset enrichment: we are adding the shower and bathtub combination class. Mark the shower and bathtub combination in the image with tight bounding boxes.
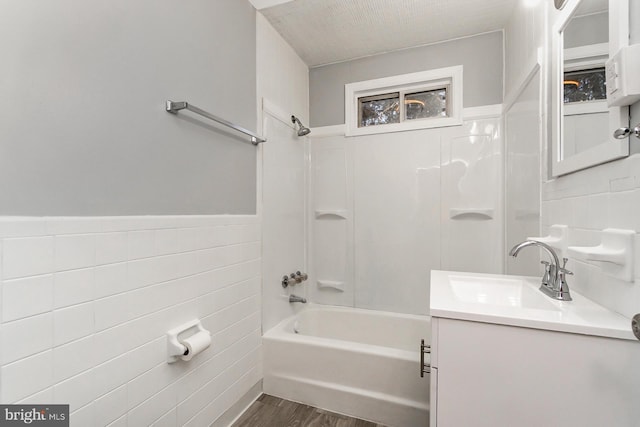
[260,109,503,426]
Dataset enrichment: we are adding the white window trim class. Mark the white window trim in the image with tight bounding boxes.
[344,65,463,137]
[564,99,608,115]
[564,42,608,71]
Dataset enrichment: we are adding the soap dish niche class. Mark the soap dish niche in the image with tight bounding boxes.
[567,228,635,282]
[317,280,345,292]
[449,208,494,220]
[315,210,348,220]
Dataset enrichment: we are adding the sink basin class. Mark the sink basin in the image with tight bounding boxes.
[430,270,635,340]
[448,275,559,311]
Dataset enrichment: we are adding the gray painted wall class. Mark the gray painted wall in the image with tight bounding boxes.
[564,12,608,49]
[633,0,640,45]
[0,0,257,215]
[309,31,504,127]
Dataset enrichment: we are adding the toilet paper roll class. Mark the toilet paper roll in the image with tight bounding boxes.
[180,331,211,361]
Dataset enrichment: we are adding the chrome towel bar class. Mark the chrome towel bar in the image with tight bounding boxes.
[166,100,266,145]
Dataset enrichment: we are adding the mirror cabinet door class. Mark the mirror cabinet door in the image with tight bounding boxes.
[551,0,630,177]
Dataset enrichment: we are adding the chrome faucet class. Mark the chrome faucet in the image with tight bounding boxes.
[289,294,307,304]
[509,240,572,301]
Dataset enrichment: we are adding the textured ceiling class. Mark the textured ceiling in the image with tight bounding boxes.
[260,0,517,67]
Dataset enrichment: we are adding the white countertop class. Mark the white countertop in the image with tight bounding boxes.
[430,270,636,340]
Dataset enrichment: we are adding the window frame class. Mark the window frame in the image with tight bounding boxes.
[345,66,463,137]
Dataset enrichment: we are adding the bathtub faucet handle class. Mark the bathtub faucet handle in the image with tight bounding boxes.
[283,271,309,288]
[282,275,291,288]
[294,271,308,283]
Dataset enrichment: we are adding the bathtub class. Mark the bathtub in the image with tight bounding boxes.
[262,305,430,427]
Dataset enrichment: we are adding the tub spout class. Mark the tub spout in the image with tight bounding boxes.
[289,294,306,304]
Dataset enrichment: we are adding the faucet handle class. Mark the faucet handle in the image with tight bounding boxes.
[557,260,573,300]
[559,258,573,275]
[539,261,552,286]
[282,275,291,288]
[540,260,552,273]
[559,267,573,275]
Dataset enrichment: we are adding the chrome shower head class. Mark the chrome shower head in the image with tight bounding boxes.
[298,126,311,137]
[291,115,311,137]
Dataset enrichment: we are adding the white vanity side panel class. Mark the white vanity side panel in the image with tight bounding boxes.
[429,367,438,427]
[434,318,640,427]
[430,317,439,368]
[429,317,439,427]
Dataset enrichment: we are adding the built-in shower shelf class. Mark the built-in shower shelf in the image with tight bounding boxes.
[449,208,494,220]
[315,210,348,219]
[317,280,345,292]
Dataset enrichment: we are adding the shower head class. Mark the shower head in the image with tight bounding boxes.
[291,115,311,137]
[298,126,311,137]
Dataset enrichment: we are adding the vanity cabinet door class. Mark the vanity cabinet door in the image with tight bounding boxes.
[429,317,439,426]
[432,316,640,427]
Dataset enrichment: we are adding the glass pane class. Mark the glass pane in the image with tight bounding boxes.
[563,68,606,103]
[359,93,400,127]
[405,88,448,120]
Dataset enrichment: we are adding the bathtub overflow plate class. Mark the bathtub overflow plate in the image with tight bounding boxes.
[632,314,640,341]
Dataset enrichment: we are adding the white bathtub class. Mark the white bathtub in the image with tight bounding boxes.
[263,305,431,427]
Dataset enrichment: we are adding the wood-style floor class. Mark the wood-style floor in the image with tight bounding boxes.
[231,394,387,427]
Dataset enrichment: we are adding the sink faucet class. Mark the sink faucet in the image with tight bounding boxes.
[289,294,307,304]
[509,240,572,301]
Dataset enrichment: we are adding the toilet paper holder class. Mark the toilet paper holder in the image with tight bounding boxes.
[166,319,211,363]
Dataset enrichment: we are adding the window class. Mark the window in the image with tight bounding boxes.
[562,45,610,158]
[357,87,450,128]
[404,88,448,120]
[358,92,400,127]
[345,66,462,136]
[563,67,606,103]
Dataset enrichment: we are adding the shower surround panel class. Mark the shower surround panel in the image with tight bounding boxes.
[308,112,503,315]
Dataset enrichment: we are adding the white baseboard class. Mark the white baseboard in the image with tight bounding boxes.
[212,380,263,427]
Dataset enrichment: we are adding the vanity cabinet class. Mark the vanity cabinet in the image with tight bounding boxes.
[429,316,640,427]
